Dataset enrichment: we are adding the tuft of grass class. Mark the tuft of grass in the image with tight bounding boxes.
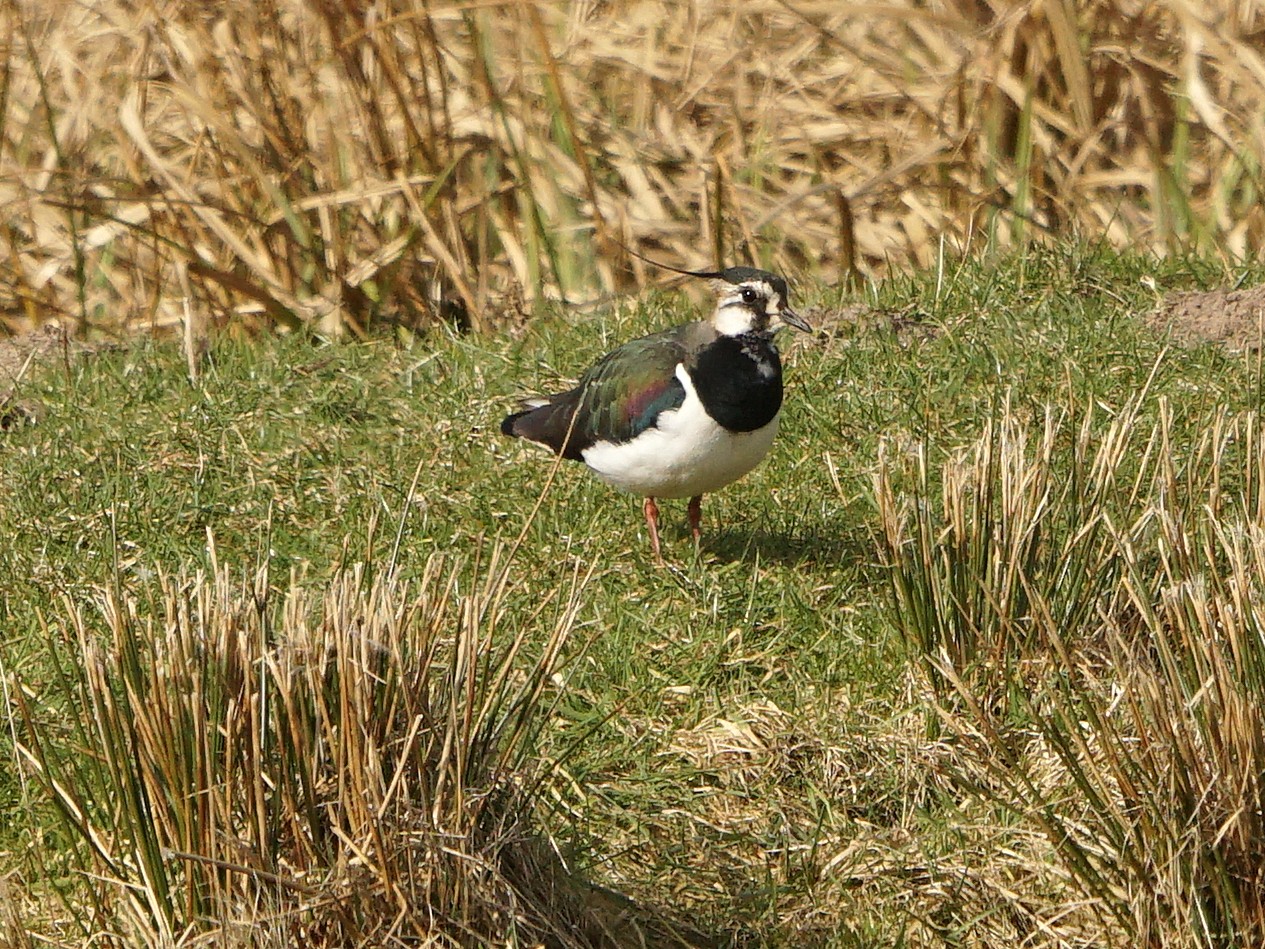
[879,400,1265,946]
[9,544,684,946]
[875,395,1146,695]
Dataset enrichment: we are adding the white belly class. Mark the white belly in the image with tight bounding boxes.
[580,365,780,499]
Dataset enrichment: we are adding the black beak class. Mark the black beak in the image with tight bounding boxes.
[780,307,811,332]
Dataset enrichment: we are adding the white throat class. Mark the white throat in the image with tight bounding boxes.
[713,303,757,336]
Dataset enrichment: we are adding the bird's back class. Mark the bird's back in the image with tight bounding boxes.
[502,321,716,458]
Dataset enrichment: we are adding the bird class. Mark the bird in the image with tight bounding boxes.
[500,265,810,560]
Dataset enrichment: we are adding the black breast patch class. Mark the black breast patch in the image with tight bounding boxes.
[689,334,783,432]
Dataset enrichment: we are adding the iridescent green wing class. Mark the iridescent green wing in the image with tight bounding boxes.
[502,324,700,460]
[570,328,690,448]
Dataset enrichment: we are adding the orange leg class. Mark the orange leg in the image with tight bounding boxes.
[643,496,663,562]
[687,495,703,543]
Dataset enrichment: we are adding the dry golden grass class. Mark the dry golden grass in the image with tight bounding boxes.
[626,692,1115,946]
[11,547,715,947]
[879,400,1265,946]
[1,0,1263,335]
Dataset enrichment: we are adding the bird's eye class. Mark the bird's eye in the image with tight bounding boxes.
[740,287,759,305]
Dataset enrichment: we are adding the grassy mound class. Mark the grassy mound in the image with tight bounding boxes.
[4,249,1265,945]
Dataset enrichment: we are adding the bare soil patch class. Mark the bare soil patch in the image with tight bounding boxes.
[1146,286,1265,351]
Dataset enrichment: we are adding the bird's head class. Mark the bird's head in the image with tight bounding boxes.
[707,266,810,337]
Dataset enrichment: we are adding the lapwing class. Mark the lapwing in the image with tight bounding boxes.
[501,266,809,560]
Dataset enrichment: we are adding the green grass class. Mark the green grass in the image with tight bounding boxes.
[3,246,1264,945]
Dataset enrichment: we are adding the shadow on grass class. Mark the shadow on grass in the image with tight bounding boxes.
[698,522,875,569]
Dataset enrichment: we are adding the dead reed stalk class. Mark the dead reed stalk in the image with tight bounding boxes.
[1,0,1262,334]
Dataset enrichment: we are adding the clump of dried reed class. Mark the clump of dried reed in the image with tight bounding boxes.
[878,400,1265,946]
[9,546,684,947]
[1,0,1262,335]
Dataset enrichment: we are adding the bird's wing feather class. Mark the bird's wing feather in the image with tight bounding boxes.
[577,333,686,443]
[504,325,705,459]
